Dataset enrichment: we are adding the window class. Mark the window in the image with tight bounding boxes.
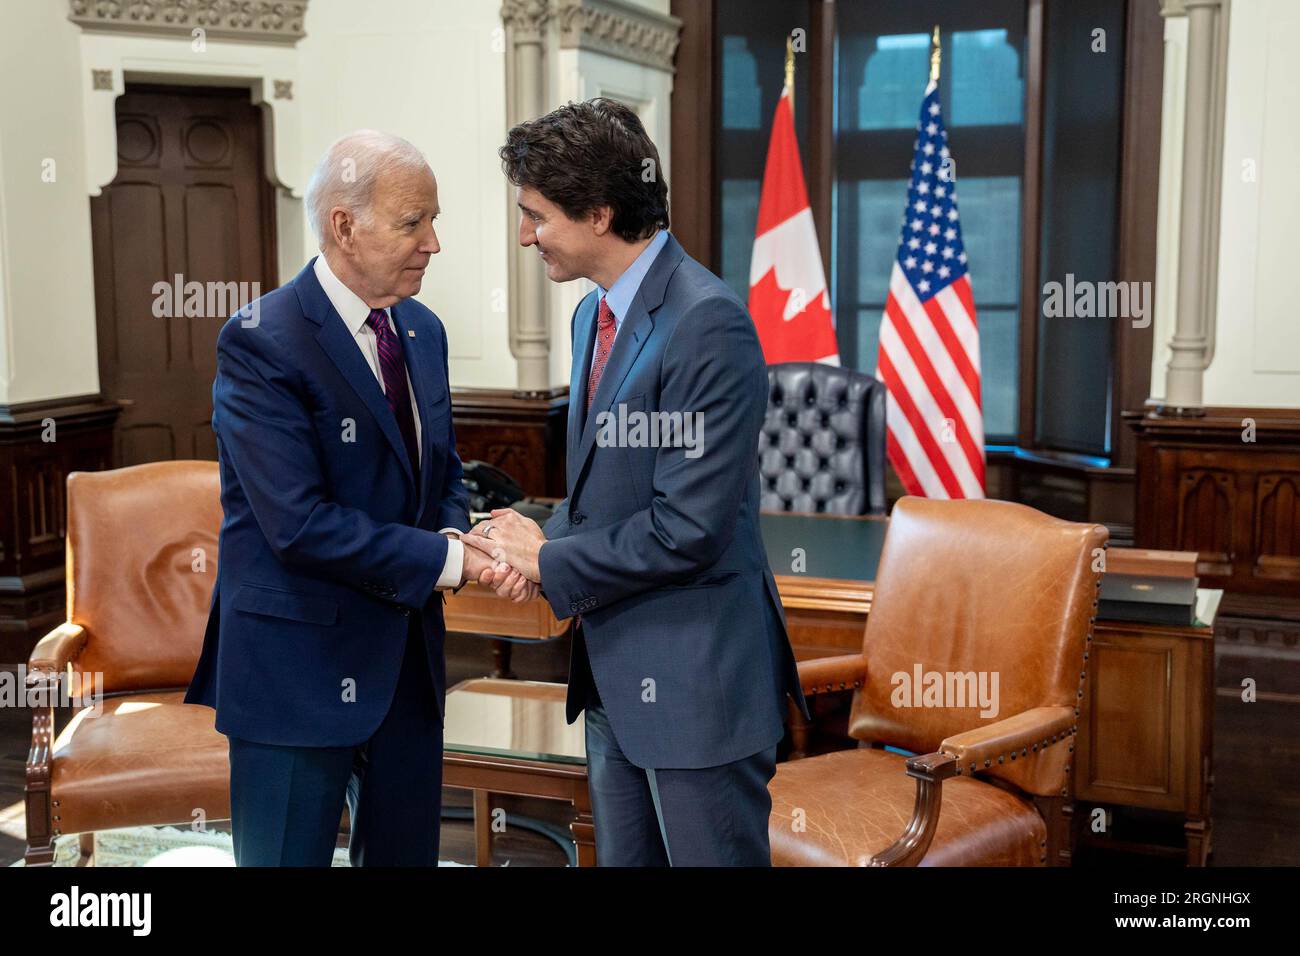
[716,0,813,303]
[706,0,1132,460]
[834,1,1026,442]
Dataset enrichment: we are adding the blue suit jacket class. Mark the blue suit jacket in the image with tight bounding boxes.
[185,258,470,747]
[540,233,809,769]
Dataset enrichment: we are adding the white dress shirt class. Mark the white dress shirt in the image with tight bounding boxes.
[313,255,464,590]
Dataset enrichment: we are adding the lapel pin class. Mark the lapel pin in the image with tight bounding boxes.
[408,330,416,337]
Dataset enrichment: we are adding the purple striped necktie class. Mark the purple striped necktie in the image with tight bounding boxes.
[366,309,420,482]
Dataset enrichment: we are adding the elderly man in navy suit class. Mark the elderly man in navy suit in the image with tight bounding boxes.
[186,130,534,867]
[467,99,808,866]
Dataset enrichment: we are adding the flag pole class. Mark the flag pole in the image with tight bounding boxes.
[930,25,941,83]
[785,33,795,115]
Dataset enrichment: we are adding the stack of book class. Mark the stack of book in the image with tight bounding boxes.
[1098,548,1214,627]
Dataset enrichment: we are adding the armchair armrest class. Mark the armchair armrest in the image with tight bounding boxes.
[868,706,1076,867]
[938,705,1076,775]
[796,654,866,696]
[28,622,87,675]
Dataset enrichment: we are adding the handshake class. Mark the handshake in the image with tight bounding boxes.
[452,508,547,603]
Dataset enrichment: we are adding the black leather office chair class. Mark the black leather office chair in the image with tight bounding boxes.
[760,362,887,515]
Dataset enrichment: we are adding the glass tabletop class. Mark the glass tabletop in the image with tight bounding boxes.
[443,678,586,765]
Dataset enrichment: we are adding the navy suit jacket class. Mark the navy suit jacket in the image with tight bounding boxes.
[185,258,470,747]
[540,233,809,769]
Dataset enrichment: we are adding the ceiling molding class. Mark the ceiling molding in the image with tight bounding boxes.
[553,0,681,72]
[67,0,309,45]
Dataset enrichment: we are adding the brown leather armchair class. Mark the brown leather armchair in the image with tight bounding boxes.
[25,461,229,865]
[769,496,1106,866]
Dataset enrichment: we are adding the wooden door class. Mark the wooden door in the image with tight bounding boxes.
[90,84,277,465]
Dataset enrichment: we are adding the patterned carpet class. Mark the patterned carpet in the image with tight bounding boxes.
[8,825,467,867]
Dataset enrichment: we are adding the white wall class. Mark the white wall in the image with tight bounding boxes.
[299,0,513,388]
[543,0,676,388]
[1152,0,1300,408]
[0,0,681,399]
[0,0,101,406]
[0,0,516,405]
[546,44,675,387]
[1202,0,1300,407]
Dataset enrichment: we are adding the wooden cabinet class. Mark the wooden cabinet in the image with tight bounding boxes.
[1075,620,1214,864]
[451,387,569,498]
[1126,407,1300,596]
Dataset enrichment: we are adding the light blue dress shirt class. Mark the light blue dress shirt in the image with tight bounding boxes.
[590,230,669,371]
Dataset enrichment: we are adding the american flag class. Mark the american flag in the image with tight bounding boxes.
[876,79,985,499]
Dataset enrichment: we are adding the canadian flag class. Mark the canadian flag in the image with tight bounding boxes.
[748,87,839,365]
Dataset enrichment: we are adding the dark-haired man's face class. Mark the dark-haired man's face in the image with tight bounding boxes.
[515,185,600,283]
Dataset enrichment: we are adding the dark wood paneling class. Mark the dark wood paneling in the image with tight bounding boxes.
[452,387,569,498]
[1113,0,1165,468]
[0,397,120,664]
[1017,0,1046,446]
[669,0,717,267]
[807,0,835,280]
[91,84,276,468]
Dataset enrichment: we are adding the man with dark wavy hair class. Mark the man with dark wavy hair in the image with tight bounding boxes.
[466,98,808,866]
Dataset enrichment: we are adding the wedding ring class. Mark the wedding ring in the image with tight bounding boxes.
[482,524,494,538]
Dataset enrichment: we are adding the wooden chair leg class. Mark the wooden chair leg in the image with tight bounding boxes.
[473,790,494,867]
[75,833,95,867]
[787,698,812,760]
[24,836,56,867]
[1033,795,1072,866]
[491,640,515,679]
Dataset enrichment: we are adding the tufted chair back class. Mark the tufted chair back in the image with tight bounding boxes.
[759,362,887,515]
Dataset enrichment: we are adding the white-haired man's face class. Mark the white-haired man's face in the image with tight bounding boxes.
[329,166,441,308]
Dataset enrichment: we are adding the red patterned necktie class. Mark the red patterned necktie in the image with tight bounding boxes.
[586,297,617,412]
[366,309,420,482]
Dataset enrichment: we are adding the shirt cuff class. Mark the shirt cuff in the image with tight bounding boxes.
[436,533,464,590]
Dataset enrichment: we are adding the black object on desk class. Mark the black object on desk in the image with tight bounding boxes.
[1098,574,1198,626]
